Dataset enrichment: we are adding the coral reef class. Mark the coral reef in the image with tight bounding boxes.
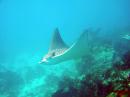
[14,41,130,97]
[1,31,130,97]
[51,45,130,97]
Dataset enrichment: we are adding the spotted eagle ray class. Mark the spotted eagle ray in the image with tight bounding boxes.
[39,28,91,65]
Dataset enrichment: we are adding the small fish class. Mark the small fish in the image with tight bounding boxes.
[122,35,130,40]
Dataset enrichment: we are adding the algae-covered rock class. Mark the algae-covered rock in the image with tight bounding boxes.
[76,44,115,75]
[106,92,117,97]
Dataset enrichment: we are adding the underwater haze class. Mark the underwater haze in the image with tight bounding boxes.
[0,0,130,97]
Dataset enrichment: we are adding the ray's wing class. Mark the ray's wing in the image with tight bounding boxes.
[60,30,91,59]
[49,28,68,52]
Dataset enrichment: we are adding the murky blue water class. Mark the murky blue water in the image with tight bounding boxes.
[0,0,130,97]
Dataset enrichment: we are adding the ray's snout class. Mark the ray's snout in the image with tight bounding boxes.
[39,58,48,64]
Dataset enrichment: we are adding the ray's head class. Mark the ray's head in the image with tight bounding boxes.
[39,52,55,64]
